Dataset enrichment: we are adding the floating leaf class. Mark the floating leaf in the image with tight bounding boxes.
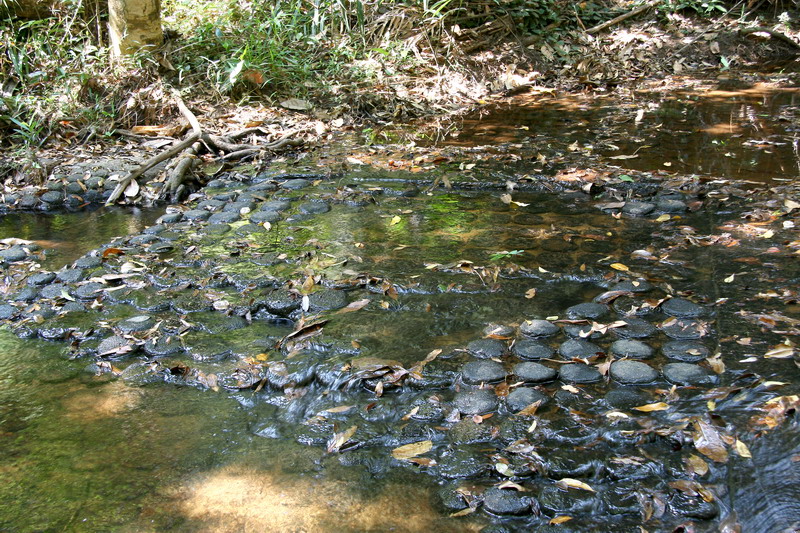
[764,341,795,359]
[610,263,629,271]
[123,179,140,198]
[390,215,402,225]
[633,402,669,412]
[323,405,354,414]
[655,214,671,222]
[334,298,371,315]
[102,247,125,258]
[550,516,573,525]
[686,454,709,476]
[495,462,513,476]
[723,273,736,283]
[392,440,433,460]
[692,419,728,463]
[733,438,752,458]
[525,288,537,299]
[556,478,595,492]
[516,399,543,416]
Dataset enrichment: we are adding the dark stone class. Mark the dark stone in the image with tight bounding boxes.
[208,211,240,224]
[260,200,292,212]
[157,212,183,224]
[223,200,256,213]
[610,360,658,384]
[249,210,281,224]
[483,487,532,516]
[453,389,497,415]
[609,279,653,293]
[299,201,330,215]
[235,223,266,235]
[466,339,506,359]
[483,323,514,337]
[660,318,708,339]
[462,361,506,384]
[565,302,609,320]
[74,256,102,269]
[40,190,64,205]
[563,323,604,339]
[205,223,231,235]
[604,387,648,409]
[447,418,495,444]
[257,288,300,316]
[147,242,175,254]
[307,290,347,312]
[622,201,655,216]
[0,304,18,320]
[118,315,156,332]
[513,339,553,360]
[144,336,185,356]
[27,272,56,286]
[0,246,28,262]
[506,387,548,412]
[97,335,135,356]
[437,448,490,479]
[196,199,225,211]
[171,295,213,314]
[661,297,704,318]
[559,338,603,359]
[143,224,166,235]
[183,209,211,221]
[280,178,311,190]
[39,283,69,299]
[663,363,714,386]
[13,287,39,301]
[519,319,559,338]
[248,181,277,192]
[559,364,601,383]
[128,234,159,245]
[56,268,86,283]
[513,362,557,383]
[662,340,709,362]
[609,339,653,359]
[65,182,84,194]
[75,282,105,300]
[613,317,656,339]
[438,485,468,511]
[656,198,687,213]
[669,491,718,519]
[538,484,595,514]
[18,195,39,209]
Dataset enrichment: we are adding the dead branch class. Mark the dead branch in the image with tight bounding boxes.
[586,0,660,35]
[740,26,800,51]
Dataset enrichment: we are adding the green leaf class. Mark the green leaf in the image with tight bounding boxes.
[618,175,634,182]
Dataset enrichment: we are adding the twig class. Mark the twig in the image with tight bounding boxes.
[586,0,660,35]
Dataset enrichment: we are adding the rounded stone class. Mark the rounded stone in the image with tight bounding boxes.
[0,304,18,320]
[280,178,311,190]
[299,201,330,215]
[453,389,497,415]
[144,336,185,356]
[605,387,648,409]
[610,339,653,359]
[613,317,656,339]
[208,211,240,224]
[519,319,559,338]
[466,339,506,359]
[75,282,104,300]
[660,318,708,339]
[623,201,655,216]
[249,210,281,224]
[483,487,532,516]
[462,360,506,384]
[565,302,609,320]
[27,272,56,286]
[147,242,175,254]
[663,363,714,385]
[662,340,709,362]
[142,224,166,235]
[205,224,231,235]
[610,360,658,384]
[513,362,557,383]
[483,323,514,337]
[609,279,653,293]
[223,200,255,213]
[40,190,64,204]
[559,338,603,359]
[513,340,553,360]
[97,335,133,355]
[129,234,159,246]
[656,198,687,213]
[248,181,277,192]
[18,195,39,208]
[74,256,102,269]
[559,364,601,383]
[39,283,69,299]
[157,212,183,224]
[0,246,28,262]
[506,387,549,412]
[56,268,86,283]
[260,200,292,212]
[661,297,704,318]
[183,209,211,221]
[13,286,39,301]
[118,315,156,333]
[564,323,604,339]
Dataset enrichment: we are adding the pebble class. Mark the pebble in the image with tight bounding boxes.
[513,362,557,383]
[513,340,553,360]
[663,362,714,385]
[519,319,559,338]
[462,360,506,384]
[559,363,601,383]
[466,338,506,359]
[662,340,709,362]
[453,389,497,415]
[609,339,653,359]
[609,360,658,384]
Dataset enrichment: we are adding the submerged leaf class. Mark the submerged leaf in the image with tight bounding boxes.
[693,419,729,463]
[327,425,358,453]
[391,440,433,460]
[633,402,669,412]
[556,478,595,492]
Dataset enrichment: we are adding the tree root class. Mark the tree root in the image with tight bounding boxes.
[105,92,305,206]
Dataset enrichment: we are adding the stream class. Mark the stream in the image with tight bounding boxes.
[1,78,799,532]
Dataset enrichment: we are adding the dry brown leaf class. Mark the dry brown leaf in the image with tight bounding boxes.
[693,419,728,463]
[391,440,433,460]
[556,478,595,492]
[327,425,357,453]
[633,402,670,412]
[549,516,573,525]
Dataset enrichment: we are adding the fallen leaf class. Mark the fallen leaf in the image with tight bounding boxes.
[326,425,357,453]
[102,247,125,258]
[610,263,629,271]
[334,298,371,314]
[525,288,537,299]
[655,214,671,222]
[391,440,433,460]
[323,405,354,414]
[123,179,140,198]
[549,516,573,525]
[280,98,313,111]
[556,478,595,492]
[693,419,728,463]
[633,402,670,412]
[516,399,543,416]
[733,438,752,458]
[390,215,402,225]
[764,341,795,359]
[686,454,709,476]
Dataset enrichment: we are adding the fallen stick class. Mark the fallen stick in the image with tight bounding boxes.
[586,0,660,35]
[740,26,800,51]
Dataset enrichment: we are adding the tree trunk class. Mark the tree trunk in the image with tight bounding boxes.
[108,0,162,56]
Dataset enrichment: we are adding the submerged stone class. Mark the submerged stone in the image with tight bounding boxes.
[0,246,28,262]
[75,282,104,300]
[513,339,553,360]
[662,340,709,362]
[513,362,557,383]
[656,198,687,213]
[660,317,708,339]
[604,387,648,409]
[609,360,658,384]
[661,297,704,318]
[565,302,609,320]
[467,338,506,359]
[453,389,497,415]
[663,363,714,386]
[27,272,56,286]
[613,317,656,339]
[622,201,655,216]
[519,319,559,338]
[462,360,506,384]
[609,279,653,293]
[559,364,601,383]
[483,487,533,516]
[437,448,490,479]
[564,323,604,339]
[299,201,330,214]
[506,387,548,412]
[118,315,156,332]
[559,338,603,359]
[280,178,311,190]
